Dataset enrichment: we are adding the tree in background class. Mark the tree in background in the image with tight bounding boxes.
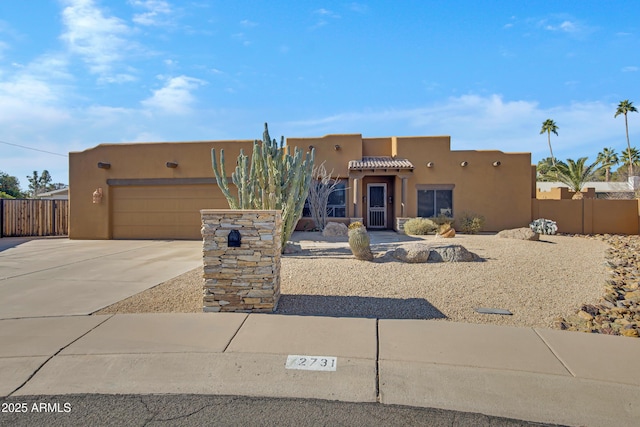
[0,171,25,198]
[596,147,619,182]
[26,170,56,198]
[620,146,640,176]
[540,119,559,168]
[536,157,563,181]
[614,99,638,178]
[553,157,603,199]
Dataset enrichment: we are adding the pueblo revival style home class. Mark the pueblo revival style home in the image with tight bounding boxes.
[68,134,533,239]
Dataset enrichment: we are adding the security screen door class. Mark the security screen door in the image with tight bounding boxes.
[367,183,386,228]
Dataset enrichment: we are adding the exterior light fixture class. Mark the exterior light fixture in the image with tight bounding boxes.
[97,162,111,169]
[460,161,468,167]
[92,188,103,204]
[426,162,434,168]
[334,144,340,150]
[166,161,178,168]
[308,145,314,150]
[493,161,501,167]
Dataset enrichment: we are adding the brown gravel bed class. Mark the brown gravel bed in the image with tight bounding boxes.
[96,233,612,330]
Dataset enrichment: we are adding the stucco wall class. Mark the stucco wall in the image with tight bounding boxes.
[69,133,534,238]
[287,134,362,178]
[531,199,639,234]
[69,140,253,239]
[392,136,532,231]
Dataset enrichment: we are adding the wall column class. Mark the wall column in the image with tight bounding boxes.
[401,177,407,217]
[353,178,359,217]
[201,209,282,313]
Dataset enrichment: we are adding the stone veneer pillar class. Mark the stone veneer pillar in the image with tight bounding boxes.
[200,209,282,313]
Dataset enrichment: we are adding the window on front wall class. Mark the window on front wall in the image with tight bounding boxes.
[303,181,347,217]
[417,188,453,218]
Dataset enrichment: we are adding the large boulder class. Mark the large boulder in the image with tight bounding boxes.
[391,243,480,263]
[391,243,432,263]
[322,222,349,237]
[496,227,539,241]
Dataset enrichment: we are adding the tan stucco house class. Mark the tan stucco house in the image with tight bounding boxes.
[68,134,533,239]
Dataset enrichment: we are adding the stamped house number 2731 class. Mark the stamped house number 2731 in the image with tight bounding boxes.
[285,355,337,371]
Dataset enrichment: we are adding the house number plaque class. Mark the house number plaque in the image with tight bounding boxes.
[285,355,337,371]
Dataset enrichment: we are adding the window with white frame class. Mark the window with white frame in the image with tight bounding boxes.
[417,185,453,218]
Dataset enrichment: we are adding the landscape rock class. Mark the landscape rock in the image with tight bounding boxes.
[322,222,348,237]
[497,227,540,241]
[555,234,639,338]
[392,243,480,263]
[283,243,302,254]
[436,228,456,238]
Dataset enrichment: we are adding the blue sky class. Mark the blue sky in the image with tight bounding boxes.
[1,0,639,188]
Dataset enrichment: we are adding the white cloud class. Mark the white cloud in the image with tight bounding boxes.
[348,3,368,13]
[240,19,258,27]
[622,66,638,72]
[59,0,135,80]
[232,32,251,46]
[141,75,206,114]
[537,16,595,38]
[314,8,340,18]
[282,94,631,163]
[129,0,174,27]
[310,8,340,29]
[0,40,9,59]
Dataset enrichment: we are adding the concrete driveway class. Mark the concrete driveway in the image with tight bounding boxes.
[0,238,202,319]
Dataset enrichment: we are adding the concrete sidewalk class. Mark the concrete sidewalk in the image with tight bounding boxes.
[1,313,638,427]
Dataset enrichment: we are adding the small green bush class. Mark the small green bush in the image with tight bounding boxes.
[430,213,452,225]
[457,212,485,234]
[403,218,438,235]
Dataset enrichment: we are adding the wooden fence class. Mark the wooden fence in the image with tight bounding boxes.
[0,199,69,237]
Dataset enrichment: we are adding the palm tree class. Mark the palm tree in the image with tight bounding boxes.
[536,157,561,181]
[614,100,638,177]
[540,119,559,167]
[553,157,603,199]
[596,147,619,182]
[620,147,640,176]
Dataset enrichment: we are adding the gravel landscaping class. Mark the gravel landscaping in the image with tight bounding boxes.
[95,231,620,330]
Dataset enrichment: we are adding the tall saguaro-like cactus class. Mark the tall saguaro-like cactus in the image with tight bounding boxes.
[211,123,315,250]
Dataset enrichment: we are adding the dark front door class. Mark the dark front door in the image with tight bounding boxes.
[367,183,387,228]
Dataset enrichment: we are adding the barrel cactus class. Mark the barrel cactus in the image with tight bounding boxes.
[348,223,374,261]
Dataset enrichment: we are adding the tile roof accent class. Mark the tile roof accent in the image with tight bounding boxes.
[348,156,414,170]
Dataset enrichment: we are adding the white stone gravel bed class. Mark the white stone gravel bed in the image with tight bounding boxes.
[97,232,609,329]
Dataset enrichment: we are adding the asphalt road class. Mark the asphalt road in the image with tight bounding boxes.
[0,395,562,427]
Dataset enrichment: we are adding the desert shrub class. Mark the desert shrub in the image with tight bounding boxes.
[530,218,557,235]
[403,218,437,235]
[457,212,485,234]
[431,214,453,226]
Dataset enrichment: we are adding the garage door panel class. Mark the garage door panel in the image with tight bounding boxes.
[113,225,203,239]
[114,198,224,212]
[111,184,226,239]
[113,212,202,227]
